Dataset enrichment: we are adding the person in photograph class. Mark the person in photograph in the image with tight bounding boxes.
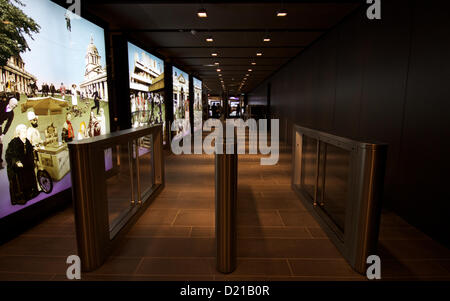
[61,112,74,143]
[158,95,163,123]
[148,94,154,123]
[1,94,7,105]
[42,83,49,97]
[5,124,39,205]
[71,84,78,106]
[26,111,43,147]
[0,98,18,169]
[60,82,66,100]
[50,83,56,97]
[78,122,87,140]
[91,88,100,115]
[98,108,106,135]
[65,11,71,32]
[30,81,38,97]
[71,84,80,116]
[87,111,101,137]
[131,94,137,113]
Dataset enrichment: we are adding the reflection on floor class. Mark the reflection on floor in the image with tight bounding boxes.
[0,143,449,281]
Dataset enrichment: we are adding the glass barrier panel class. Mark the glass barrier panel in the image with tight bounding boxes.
[321,143,350,233]
[104,148,113,172]
[300,135,317,200]
[105,143,134,232]
[138,135,154,201]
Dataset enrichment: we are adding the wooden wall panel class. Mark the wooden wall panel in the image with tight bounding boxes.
[247,1,450,248]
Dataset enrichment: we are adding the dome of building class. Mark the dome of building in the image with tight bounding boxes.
[87,36,99,55]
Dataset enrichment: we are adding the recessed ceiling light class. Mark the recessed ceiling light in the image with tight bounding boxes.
[276,9,287,17]
[248,69,252,72]
[246,74,250,76]
[206,37,214,42]
[197,8,207,18]
[214,62,219,65]
[216,68,221,72]
[263,37,271,42]
[256,52,263,56]
[218,74,222,76]
[251,62,256,65]
[211,53,218,56]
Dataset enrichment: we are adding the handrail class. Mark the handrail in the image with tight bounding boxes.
[292,124,387,274]
[68,125,165,271]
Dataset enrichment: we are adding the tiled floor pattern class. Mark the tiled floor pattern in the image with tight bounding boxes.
[0,144,449,281]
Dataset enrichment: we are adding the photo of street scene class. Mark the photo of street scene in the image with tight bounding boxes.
[128,42,165,142]
[172,67,190,139]
[193,77,202,132]
[0,0,110,219]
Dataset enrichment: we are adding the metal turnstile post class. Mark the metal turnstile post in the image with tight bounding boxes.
[215,139,238,273]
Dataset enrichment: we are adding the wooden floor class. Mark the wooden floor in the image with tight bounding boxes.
[0,143,449,281]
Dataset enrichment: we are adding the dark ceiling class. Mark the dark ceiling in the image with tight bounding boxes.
[85,1,361,95]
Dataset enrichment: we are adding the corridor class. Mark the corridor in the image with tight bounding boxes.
[0,142,449,281]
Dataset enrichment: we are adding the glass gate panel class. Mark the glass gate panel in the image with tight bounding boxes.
[320,143,350,233]
[291,124,387,274]
[137,135,154,202]
[104,143,134,234]
[300,135,317,200]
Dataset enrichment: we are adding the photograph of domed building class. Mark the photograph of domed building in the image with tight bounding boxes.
[0,0,110,220]
[80,37,108,101]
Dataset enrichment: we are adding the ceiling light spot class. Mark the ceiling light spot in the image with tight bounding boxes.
[197,8,207,18]
[206,36,214,42]
[276,9,287,17]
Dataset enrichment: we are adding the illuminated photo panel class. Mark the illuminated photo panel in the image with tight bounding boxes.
[127,42,165,137]
[0,0,110,219]
[172,67,190,139]
[193,77,202,132]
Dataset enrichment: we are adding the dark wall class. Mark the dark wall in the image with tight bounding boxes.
[248,0,450,248]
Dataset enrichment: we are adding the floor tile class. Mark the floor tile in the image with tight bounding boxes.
[173,210,215,226]
[136,258,213,275]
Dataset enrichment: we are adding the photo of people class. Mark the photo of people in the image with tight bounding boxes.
[172,67,190,139]
[193,77,203,132]
[128,42,166,142]
[0,0,110,219]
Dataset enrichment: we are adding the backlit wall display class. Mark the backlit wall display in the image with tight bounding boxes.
[193,77,202,132]
[0,0,110,219]
[172,67,189,139]
[127,42,165,137]
[229,97,241,117]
